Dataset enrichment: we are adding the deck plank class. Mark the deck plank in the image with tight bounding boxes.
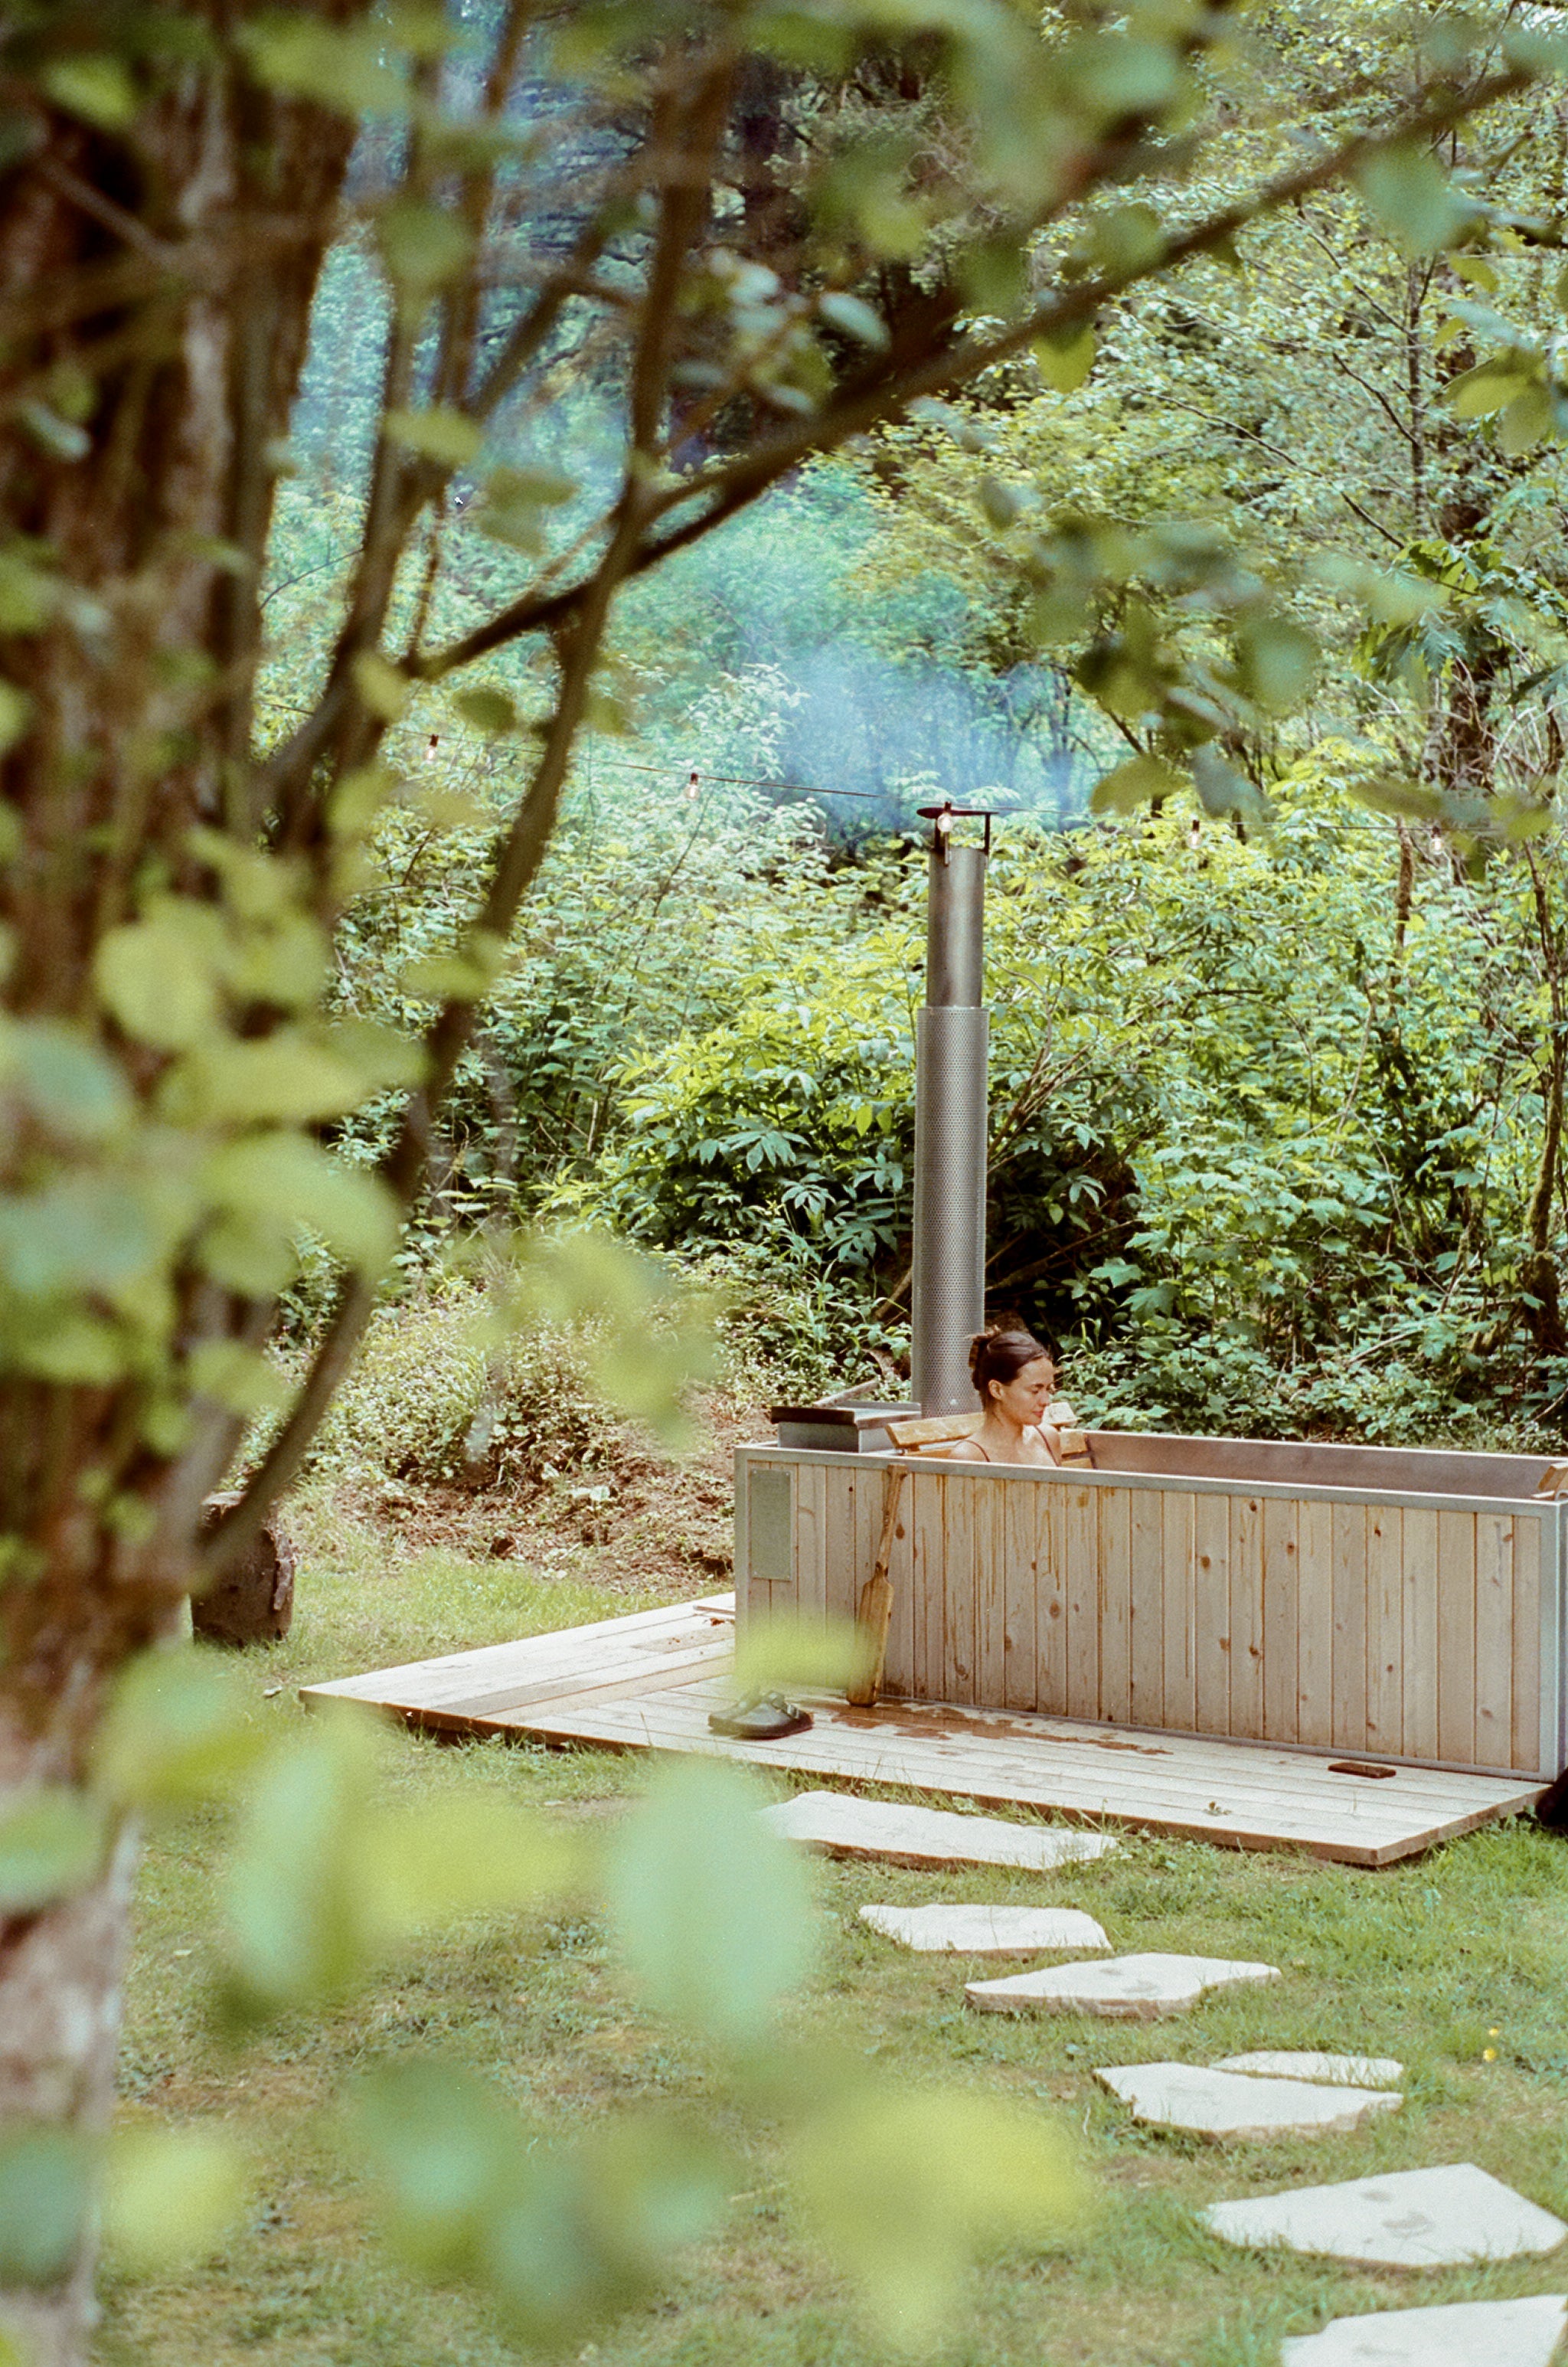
[304,1597,1541,1868]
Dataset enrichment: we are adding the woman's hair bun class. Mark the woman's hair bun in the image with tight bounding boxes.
[969,1324,1050,1394]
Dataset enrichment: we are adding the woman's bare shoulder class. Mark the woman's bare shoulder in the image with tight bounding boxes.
[945,1437,987,1462]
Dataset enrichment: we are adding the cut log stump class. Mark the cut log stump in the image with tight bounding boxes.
[193,1493,296,1647]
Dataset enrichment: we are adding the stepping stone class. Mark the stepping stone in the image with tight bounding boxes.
[759,1791,1117,1872]
[859,1904,1110,1955]
[1214,2050,1403,2089]
[965,1951,1280,2019]
[1095,2062,1401,2140]
[1281,2293,1567,2365]
[1203,2163,1568,2268]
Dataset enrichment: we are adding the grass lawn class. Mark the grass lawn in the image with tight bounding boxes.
[96,1483,1568,2367]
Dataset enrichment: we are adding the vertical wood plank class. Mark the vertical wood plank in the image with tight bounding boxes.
[1098,1486,1132,1724]
[1193,1492,1230,1735]
[1513,1512,1544,1774]
[1330,1503,1369,1751]
[822,1463,858,1630]
[1001,1477,1037,1709]
[1229,1495,1265,1740]
[1401,1506,1439,1763]
[1296,1498,1335,1749]
[793,1461,828,1629]
[1261,1496,1299,1741]
[871,1466,913,1698]
[1436,1511,1478,1765]
[942,1473,978,1704]
[1065,1483,1100,1719]
[909,1468,937,1702]
[1365,1507,1403,1755]
[1161,1489,1197,1731]
[975,1476,1008,1709]
[1473,1510,1514,1772]
[1129,1489,1165,1727]
[1034,1479,1070,1714]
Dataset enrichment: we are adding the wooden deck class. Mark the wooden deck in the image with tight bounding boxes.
[300,1596,1544,1868]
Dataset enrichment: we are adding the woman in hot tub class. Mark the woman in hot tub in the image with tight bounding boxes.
[946,1326,1066,1467]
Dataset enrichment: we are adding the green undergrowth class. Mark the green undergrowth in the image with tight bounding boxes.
[101,1503,1568,2367]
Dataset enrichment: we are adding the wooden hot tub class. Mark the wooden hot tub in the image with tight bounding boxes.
[734,1432,1566,1780]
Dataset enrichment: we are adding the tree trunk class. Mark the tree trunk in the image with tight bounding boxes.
[0,20,360,2356]
[0,1816,138,2367]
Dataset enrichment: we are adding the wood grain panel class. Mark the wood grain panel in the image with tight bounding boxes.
[1161,1489,1197,1732]
[1002,1479,1039,1711]
[1366,1507,1403,1755]
[1331,1503,1369,1751]
[1064,1485,1101,1720]
[1296,1499,1335,1749]
[910,1469,939,1701]
[1401,1506,1439,1763]
[1129,1489,1165,1728]
[1229,1495,1265,1738]
[975,1477,1008,1709]
[1261,1496,1299,1741]
[793,1461,828,1626]
[1098,1487,1132,1724]
[1034,1479,1070,1714]
[1193,1492,1230,1735]
[1473,1511,1513,1771]
[1436,1511,1478,1765]
[822,1463,857,1630]
[942,1473,978,1704]
[1512,1512,1544,1775]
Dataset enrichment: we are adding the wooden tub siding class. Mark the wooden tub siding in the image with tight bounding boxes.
[737,1445,1567,1777]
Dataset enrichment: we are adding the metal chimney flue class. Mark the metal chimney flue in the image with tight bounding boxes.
[911,804,991,1417]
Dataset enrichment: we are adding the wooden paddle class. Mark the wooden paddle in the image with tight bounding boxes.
[846,1464,907,1708]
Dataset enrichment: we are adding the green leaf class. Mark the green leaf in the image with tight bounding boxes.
[789,2087,1083,2348]
[203,1135,398,1278]
[0,1788,106,1913]
[220,1723,385,2019]
[1499,384,1557,456]
[1445,361,1536,420]
[103,2127,249,2270]
[453,684,520,736]
[1086,203,1165,277]
[376,198,475,299]
[817,291,889,349]
[1089,754,1182,815]
[355,1797,579,1937]
[42,55,138,129]
[10,1020,129,1142]
[355,2060,521,2277]
[1354,145,1464,255]
[385,406,484,468]
[733,1611,863,1699]
[351,651,410,721]
[1031,322,1096,393]
[94,1650,264,1810]
[605,1758,813,2048]
[1347,775,1446,821]
[1234,615,1317,713]
[0,2127,92,2287]
[186,1339,289,1417]
[160,1032,371,1126]
[0,677,26,747]
[238,15,407,115]
[96,905,225,1049]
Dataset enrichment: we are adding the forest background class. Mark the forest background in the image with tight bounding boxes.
[288,1,1568,1467]
[12,0,1568,2361]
